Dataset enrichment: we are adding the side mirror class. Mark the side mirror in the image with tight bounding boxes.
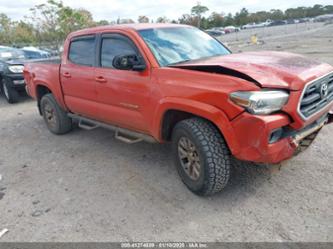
[112,54,146,71]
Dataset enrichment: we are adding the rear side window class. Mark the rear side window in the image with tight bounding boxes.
[69,36,95,66]
[101,36,137,68]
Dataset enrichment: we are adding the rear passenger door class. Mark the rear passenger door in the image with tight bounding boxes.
[94,33,151,132]
[60,35,99,119]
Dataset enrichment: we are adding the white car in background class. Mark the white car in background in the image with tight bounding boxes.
[242,20,273,29]
[241,23,257,29]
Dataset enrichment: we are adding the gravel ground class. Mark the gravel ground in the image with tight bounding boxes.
[0,23,332,242]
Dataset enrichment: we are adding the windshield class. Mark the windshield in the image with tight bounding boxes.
[0,48,25,61]
[138,27,230,66]
[23,50,46,59]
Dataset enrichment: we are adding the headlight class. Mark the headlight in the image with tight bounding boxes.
[230,90,289,115]
[8,65,24,73]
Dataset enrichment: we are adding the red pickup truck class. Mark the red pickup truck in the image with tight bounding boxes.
[24,24,333,196]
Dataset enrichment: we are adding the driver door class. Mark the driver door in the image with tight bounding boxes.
[94,33,151,132]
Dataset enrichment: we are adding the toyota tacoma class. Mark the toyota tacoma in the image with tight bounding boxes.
[24,24,333,196]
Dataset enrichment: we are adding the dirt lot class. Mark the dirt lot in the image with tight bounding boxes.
[0,23,332,242]
[223,22,333,65]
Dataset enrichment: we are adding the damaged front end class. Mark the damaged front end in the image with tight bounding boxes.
[289,114,329,154]
[230,112,333,164]
[170,64,261,87]
[170,52,333,163]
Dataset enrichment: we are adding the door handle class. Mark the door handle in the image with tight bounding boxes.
[62,72,71,78]
[95,76,107,83]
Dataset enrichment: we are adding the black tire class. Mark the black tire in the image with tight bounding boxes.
[40,93,72,135]
[172,118,231,196]
[1,80,19,103]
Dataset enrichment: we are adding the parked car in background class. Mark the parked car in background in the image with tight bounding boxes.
[241,22,257,29]
[24,24,333,196]
[298,18,311,23]
[314,14,333,22]
[40,48,60,57]
[21,46,51,59]
[205,29,224,37]
[256,20,273,28]
[0,46,26,103]
[286,19,296,24]
[268,20,287,26]
[224,26,240,33]
[241,20,272,29]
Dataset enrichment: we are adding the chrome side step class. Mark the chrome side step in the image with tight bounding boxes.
[115,130,143,144]
[78,120,98,130]
[68,113,157,144]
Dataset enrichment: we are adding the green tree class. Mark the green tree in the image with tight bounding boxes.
[248,11,270,23]
[0,13,12,44]
[28,1,61,48]
[179,14,196,26]
[58,8,94,37]
[270,9,284,20]
[208,12,224,27]
[28,0,95,49]
[324,5,333,14]
[12,21,36,46]
[285,7,305,19]
[191,2,209,28]
[234,8,249,26]
[307,4,324,17]
[156,16,169,23]
[138,16,149,23]
[96,20,110,26]
[223,13,234,26]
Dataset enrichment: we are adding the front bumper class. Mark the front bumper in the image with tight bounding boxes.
[230,111,332,164]
[290,115,328,148]
[3,73,26,90]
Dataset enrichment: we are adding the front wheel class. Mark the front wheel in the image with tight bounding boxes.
[172,118,231,196]
[40,93,73,135]
[1,80,19,103]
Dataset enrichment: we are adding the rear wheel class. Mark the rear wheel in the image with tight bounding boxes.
[1,80,19,103]
[40,93,72,134]
[172,118,231,196]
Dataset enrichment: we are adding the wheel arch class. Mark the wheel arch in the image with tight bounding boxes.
[36,84,53,115]
[34,82,67,115]
[154,97,240,155]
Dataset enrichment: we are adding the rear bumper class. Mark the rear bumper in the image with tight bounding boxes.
[229,112,332,164]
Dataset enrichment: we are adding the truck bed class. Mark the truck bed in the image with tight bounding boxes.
[27,57,61,64]
[24,59,67,109]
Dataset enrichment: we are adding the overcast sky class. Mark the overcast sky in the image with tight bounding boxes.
[1,0,332,22]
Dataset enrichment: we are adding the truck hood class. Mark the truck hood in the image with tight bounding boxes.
[171,51,333,90]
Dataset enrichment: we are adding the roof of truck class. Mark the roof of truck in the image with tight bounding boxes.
[68,23,190,37]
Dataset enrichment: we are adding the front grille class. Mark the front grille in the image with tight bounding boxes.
[299,72,333,119]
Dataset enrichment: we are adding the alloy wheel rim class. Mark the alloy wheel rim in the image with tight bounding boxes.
[178,136,201,181]
[44,103,57,129]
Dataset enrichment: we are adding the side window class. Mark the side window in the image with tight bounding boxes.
[101,36,137,68]
[68,36,95,66]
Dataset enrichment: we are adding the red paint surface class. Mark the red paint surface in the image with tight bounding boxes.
[24,24,333,164]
